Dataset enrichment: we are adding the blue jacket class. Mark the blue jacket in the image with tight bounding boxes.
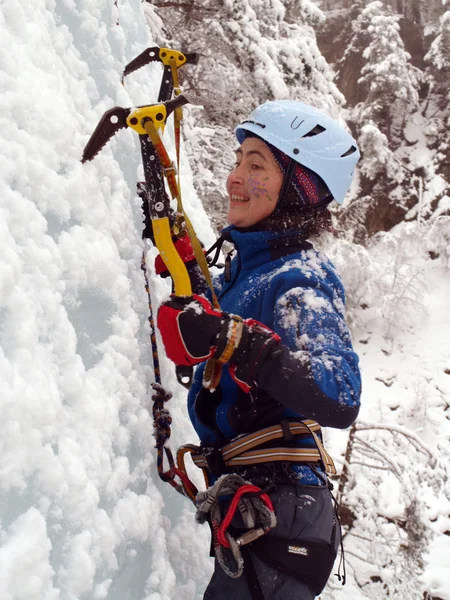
[187,226,361,481]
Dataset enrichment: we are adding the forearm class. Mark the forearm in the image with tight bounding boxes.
[257,345,360,429]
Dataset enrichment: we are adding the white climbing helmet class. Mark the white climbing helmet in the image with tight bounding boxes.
[235,100,360,205]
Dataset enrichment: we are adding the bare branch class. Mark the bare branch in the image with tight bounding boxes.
[337,422,357,502]
[346,531,375,542]
[352,441,385,460]
[344,548,380,566]
[355,422,437,463]
[349,460,390,471]
[149,1,215,15]
[354,436,402,477]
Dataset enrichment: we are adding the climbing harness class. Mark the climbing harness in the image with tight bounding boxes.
[176,419,340,590]
[176,420,336,488]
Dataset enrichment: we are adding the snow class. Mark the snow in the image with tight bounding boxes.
[422,535,450,600]
[322,225,450,599]
[1,1,450,599]
[1,1,213,598]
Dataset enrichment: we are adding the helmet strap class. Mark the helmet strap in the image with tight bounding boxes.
[276,158,296,210]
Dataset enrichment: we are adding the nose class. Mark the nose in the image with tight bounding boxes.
[227,164,244,187]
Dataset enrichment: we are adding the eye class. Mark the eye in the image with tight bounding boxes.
[251,163,263,171]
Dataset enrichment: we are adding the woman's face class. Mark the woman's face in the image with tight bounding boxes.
[226,137,284,228]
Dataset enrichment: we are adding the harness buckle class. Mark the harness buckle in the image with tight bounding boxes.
[202,446,226,476]
[164,162,177,177]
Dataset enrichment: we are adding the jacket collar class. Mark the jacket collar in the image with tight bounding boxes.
[220,225,312,271]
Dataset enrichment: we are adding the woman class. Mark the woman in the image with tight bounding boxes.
[157,100,361,599]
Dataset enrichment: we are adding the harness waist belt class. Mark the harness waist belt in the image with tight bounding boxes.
[187,421,336,475]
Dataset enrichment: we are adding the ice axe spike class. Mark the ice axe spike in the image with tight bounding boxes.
[122,46,199,82]
[81,94,191,163]
[81,107,129,163]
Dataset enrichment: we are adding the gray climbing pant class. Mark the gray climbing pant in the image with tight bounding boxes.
[203,481,339,600]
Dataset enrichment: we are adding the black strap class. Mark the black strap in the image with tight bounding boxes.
[205,235,227,267]
[241,547,266,600]
[332,493,347,586]
[280,418,294,442]
[276,158,297,210]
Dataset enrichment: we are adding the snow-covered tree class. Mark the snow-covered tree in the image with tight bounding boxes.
[317,0,444,27]
[357,122,398,182]
[424,2,450,105]
[423,7,450,189]
[425,10,450,164]
[335,2,428,239]
[356,1,421,142]
[216,0,343,112]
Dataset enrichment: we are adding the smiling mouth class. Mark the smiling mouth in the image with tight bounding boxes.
[231,194,250,203]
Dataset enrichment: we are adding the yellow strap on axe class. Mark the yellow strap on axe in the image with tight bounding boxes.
[143,118,220,310]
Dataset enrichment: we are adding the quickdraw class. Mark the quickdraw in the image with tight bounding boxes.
[195,474,277,578]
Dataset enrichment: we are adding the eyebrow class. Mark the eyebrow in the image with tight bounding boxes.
[235,148,268,161]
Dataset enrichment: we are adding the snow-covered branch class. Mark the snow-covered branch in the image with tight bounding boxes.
[355,422,438,463]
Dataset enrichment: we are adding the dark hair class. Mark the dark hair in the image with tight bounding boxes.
[254,199,333,237]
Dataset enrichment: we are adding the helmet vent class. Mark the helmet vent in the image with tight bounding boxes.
[302,125,326,138]
[341,145,358,158]
[241,119,266,130]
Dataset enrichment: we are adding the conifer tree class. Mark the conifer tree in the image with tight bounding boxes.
[356,1,421,142]
[424,3,450,189]
[338,1,425,240]
[333,0,368,105]
[424,4,450,108]
[216,0,344,111]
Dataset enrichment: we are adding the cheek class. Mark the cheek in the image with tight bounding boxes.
[248,174,269,198]
[226,172,233,194]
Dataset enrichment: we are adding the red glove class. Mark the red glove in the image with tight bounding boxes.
[157,295,281,392]
[157,295,222,365]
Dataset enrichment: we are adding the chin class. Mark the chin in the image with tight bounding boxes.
[227,212,241,227]
[228,214,246,226]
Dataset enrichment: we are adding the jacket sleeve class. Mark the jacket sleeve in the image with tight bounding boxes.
[256,269,361,429]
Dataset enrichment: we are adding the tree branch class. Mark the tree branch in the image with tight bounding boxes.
[149,0,215,11]
[349,460,390,471]
[354,436,402,478]
[355,422,437,464]
[337,422,357,502]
